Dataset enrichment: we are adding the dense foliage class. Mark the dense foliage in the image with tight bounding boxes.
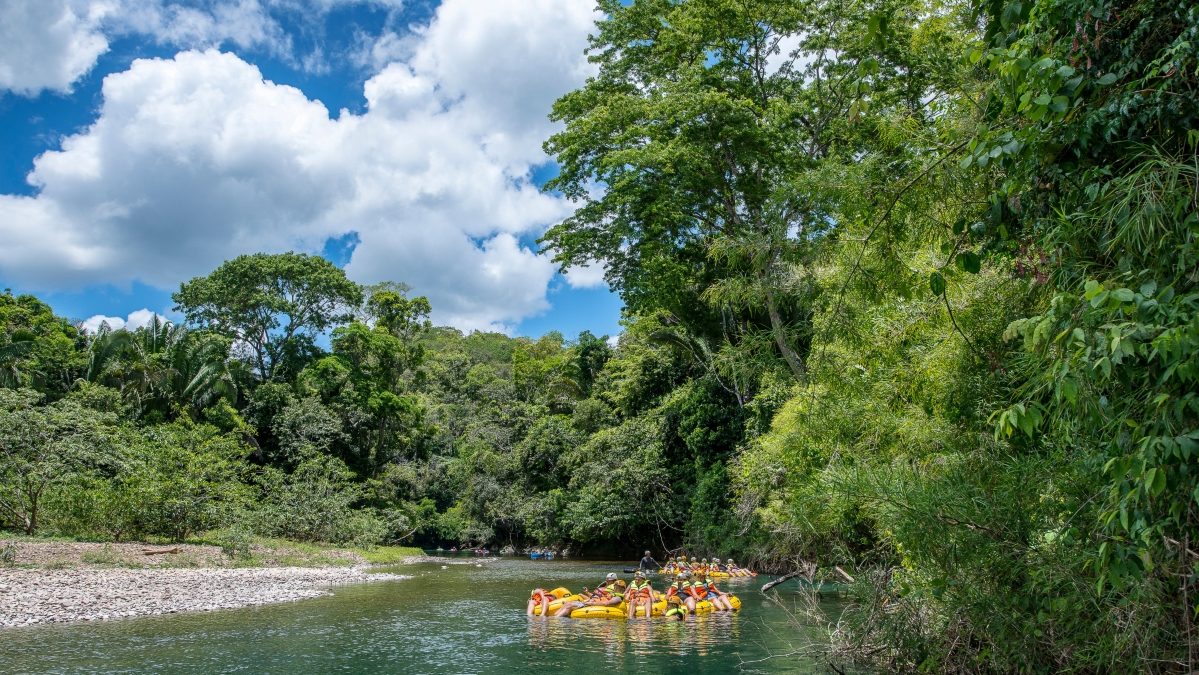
[1,0,1194,670]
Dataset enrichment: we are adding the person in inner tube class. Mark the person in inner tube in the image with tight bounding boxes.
[553,573,624,616]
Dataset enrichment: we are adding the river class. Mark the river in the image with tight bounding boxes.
[0,557,842,674]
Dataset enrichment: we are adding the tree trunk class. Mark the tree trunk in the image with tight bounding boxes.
[765,288,807,383]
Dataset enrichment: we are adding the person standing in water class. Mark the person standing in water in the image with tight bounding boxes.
[639,550,660,571]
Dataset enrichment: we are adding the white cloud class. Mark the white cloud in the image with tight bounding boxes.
[0,0,115,95]
[0,0,601,332]
[124,308,165,330]
[0,0,402,96]
[563,261,607,289]
[115,0,291,57]
[81,314,126,333]
[79,307,167,333]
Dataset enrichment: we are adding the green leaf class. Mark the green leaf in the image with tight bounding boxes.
[956,251,982,274]
[1149,467,1166,496]
[929,271,946,296]
[1097,73,1119,86]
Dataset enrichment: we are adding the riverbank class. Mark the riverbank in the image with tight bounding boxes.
[0,538,418,628]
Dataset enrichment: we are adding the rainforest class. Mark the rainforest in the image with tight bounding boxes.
[1,0,1196,671]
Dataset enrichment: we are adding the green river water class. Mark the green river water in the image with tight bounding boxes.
[0,557,841,674]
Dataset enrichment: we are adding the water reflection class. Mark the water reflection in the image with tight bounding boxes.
[525,607,745,660]
[3,559,838,675]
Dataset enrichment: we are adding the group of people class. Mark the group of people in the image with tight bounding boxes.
[658,555,755,577]
[527,569,736,621]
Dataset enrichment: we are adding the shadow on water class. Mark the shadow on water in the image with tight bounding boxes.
[0,558,841,674]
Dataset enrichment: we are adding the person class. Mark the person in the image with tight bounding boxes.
[639,550,660,571]
[527,587,552,616]
[554,573,624,617]
[698,558,710,576]
[626,570,654,619]
[663,597,689,621]
[665,571,698,613]
[702,575,732,611]
[686,573,709,610]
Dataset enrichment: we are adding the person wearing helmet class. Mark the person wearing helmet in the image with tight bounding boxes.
[664,603,689,621]
[527,587,552,616]
[626,570,654,619]
[685,572,709,608]
[639,550,660,572]
[553,573,624,617]
[664,571,697,612]
[698,557,710,575]
[702,574,733,611]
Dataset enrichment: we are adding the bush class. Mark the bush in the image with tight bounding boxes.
[248,456,384,546]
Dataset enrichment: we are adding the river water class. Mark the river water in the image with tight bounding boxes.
[0,557,841,674]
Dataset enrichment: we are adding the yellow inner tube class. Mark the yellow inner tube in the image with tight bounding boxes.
[530,588,741,618]
[569,605,626,619]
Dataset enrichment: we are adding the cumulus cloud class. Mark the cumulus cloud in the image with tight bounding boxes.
[0,0,416,96]
[563,261,608,289]
[0,0,114,95]
[79,307,165,333]
[80,314,126,333]
[1,0,601,332]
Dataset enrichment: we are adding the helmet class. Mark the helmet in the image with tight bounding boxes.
[690,557,697,562]
[676,572,688,580]
[701,558,708,563]
[605,572,617,581]
[634,570,645,579]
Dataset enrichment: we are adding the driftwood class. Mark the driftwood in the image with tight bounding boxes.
[142,547,181,556]
[760,560,818,593]
[834,565,856,583]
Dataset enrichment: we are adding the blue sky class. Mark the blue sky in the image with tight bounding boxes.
[0,0,621,340]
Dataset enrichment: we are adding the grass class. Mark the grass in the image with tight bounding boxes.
[1,530,424,570]
[351,545,423,565]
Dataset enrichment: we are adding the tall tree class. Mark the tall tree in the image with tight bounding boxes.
[172,253,362,381]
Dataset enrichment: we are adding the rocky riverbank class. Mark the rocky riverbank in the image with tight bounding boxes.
[0,540,411,628]
[0,566,409,627]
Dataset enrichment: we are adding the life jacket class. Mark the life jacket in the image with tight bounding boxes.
[666,581,684,597]
[705,578,720,593]
[530,588,548,602]
[630,580,652,598]
[664,606,687,619]
[686,581,707,599]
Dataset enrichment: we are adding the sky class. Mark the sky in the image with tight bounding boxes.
[0,0,623,340]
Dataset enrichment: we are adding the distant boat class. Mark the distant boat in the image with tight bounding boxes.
[530,551,543,560]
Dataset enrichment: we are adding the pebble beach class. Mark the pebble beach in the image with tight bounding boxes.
[0,541,410,628]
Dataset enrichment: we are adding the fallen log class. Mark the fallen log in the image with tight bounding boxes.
[761,570,803,593]
[142,547,181,556]
[834,565,856,583]
[761,560,817,593]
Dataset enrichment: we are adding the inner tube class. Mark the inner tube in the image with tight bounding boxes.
[569,605,625,619]
[530,593,583,616]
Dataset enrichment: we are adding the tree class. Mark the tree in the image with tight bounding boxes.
[172,253,362,381]
[0,291,84,395]
[0,389,117,534]
[542,0,853,382]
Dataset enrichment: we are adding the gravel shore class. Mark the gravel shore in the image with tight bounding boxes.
[0,563,410,628]
[0,565,409,627]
